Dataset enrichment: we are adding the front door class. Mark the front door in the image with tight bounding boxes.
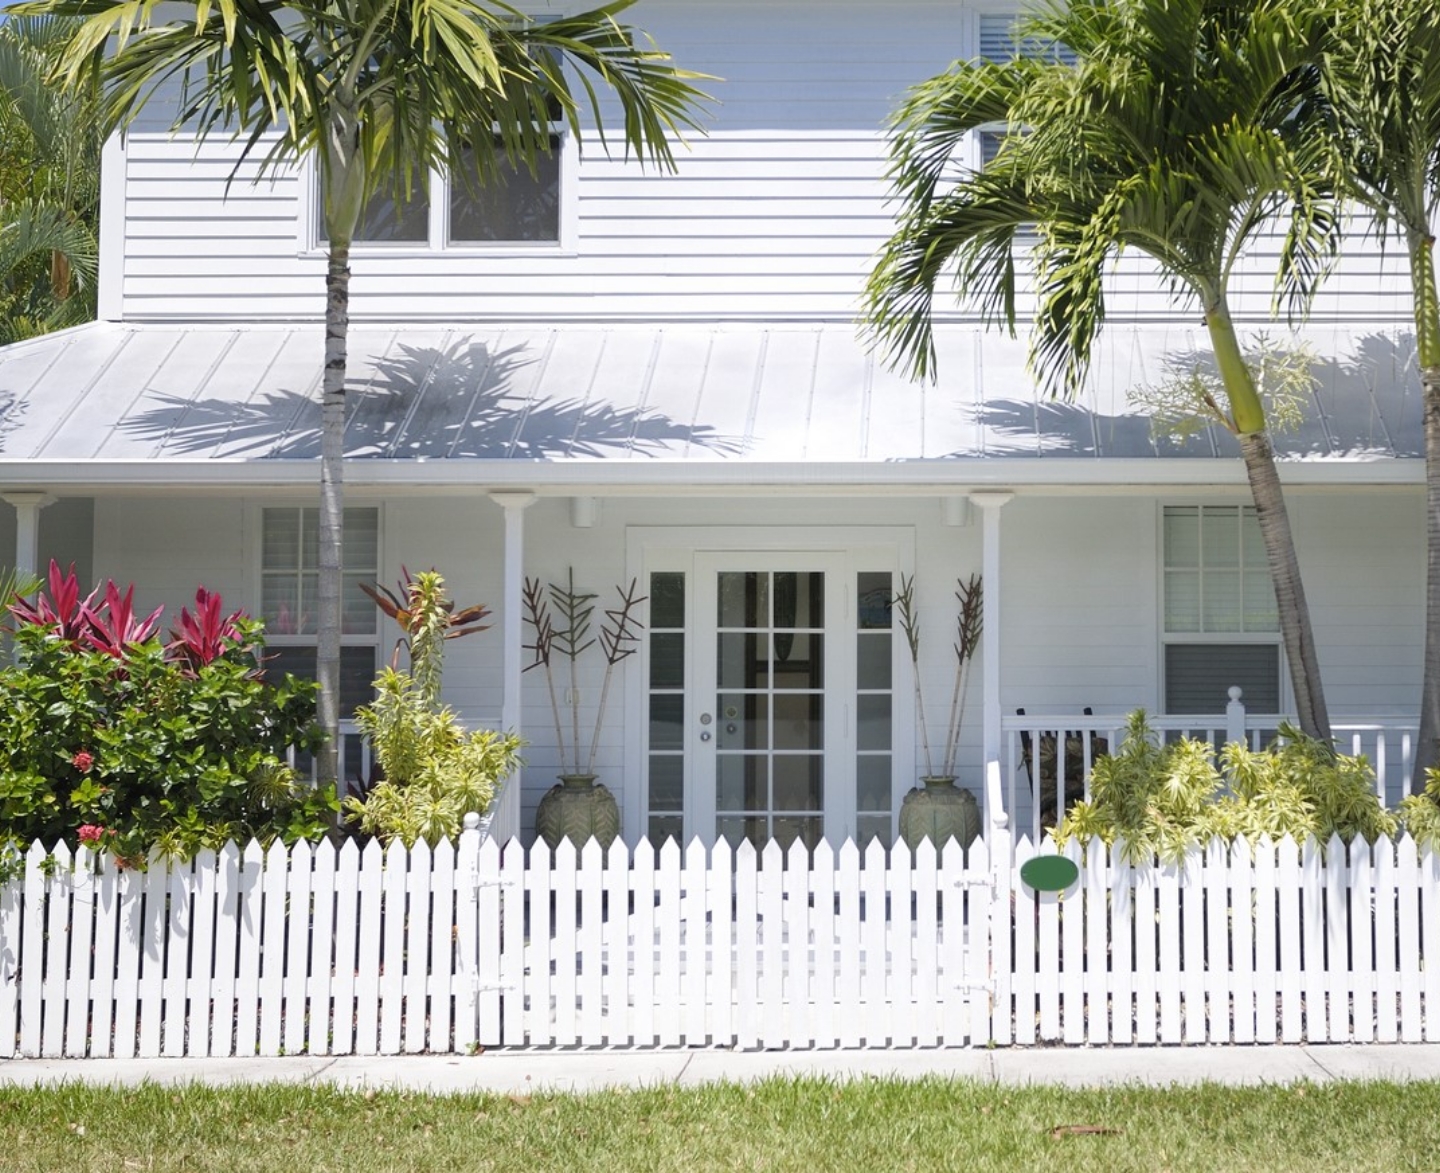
[639,548,905,851]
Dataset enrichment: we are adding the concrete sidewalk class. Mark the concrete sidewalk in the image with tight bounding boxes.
[5,1045,1440,1095]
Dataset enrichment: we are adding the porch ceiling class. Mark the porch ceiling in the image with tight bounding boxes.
[0,320,1420,489]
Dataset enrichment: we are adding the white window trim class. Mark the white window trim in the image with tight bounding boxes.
[296,130,579,257]
[1156,500,1290,715]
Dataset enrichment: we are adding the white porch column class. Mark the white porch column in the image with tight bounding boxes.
[2,492,56,577]
[489,491,535,843]
[969,491,1013,772]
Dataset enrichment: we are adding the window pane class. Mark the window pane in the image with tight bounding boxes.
[649,694,684,752]
[1204,507,1240,567]
[717,755,766,811]
[856,755,891,812]
[650,632,684,689]
[1242,507,1266,565]
[449,141,561,243]
[857,814,891,848]
[262,575,301,635]
[648,754,683,811]
[718,632,768,689]
[857,632,892,689]
[1164,643,1280,714]
[717,693,767,750]
[1164,570,1200,632]
[772,633,822,688]
[343,509,379,570]
[772,816,822,853]
[648,815,683,848]
[718,572,766,629]
[343,573,378,636]
[301,509,319,570]
[262,509,299,570]
[857,694,891,752]
[321,180,429,244]
[857,572,892,629]
[1243,571,1279,632]
[263,645,375,716]
[650,572,685,628]
[1203,570,1242,632]
[1163,506,1200,568]
[773,756,822,811]
[774,571,823,629]
[773,692,822,750]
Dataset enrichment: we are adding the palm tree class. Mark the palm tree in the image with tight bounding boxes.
[1318,0,1440,784]
[865,0,1338,741]
[0,16,101,341]
[26,0,709,782]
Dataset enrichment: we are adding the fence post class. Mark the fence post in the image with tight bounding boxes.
[455,812,483,1051]
[985,759,1012,1046]
[1226,687,1246,746]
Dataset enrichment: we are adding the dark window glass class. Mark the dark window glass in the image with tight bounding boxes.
[449,137,561,243]
[1164,644,1280,714]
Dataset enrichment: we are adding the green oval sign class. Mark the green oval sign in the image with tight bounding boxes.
[1020,854,1080,893]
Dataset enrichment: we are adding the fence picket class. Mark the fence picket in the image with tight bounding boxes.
[1110,844,1133,1046]
[211,844,240,1059]
[1204,839,1229,1045]
[378,840,409,1054]
[1374,834,1399,1043]
[836,840,861,1048]
[307,840,338,1057]
[402,840,433,1054]
[500,839,526,1047]
[87,857,120,1058]
[187,848,218,1059]
[811,841,837,1049]
[1157,858,1181,1044]
[599,840,630,1045]
[41,843,73,1056]
[429,838,456,1053]
[1181,850,1204,1044]
[783,841,812,1048]
[1325,833,1350,1043]
[964,837,992,1047]
[1060,839,1084,1045]
[64,848,97,1057]
[632,839,657,1048]
[758,841,784,1048]
[682,839,709,1046]
[988,829,1012,1047]
[0,851,22,1057]
[1084,842,1108,1045]
[581,839,608,1046]
[467,834,498,1050]
[1253,837,1278,1045]
[331,840,361,1055]
[656,839,683,1047]
[552,840,579,1047]
[282,840,312,1058]
[1012,836,1037,1047]
[1397,836,1422,1042]
[705,839,733,1046]
[1301,839,1327,1044]
[1230,838,1255,1045]
[913,839,938,1048]
[860,839,887,1045]
[137,855,170,1058]
[1349,837,1375,1045]
[353,839,384,1055]
[1424,845,1440,1044]
[889,840,916,1047]
[1277,837,1303,1043]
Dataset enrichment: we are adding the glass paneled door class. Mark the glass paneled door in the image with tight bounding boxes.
[692,553,850,852]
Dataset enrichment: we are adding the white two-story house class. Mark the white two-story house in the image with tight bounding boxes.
[0,0,1425,846]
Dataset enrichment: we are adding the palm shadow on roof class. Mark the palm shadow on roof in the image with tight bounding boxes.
[0,391,24,454]
[118,337,743,460]
[949,330,1420,460]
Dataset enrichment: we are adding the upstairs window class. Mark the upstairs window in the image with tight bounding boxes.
[314,132,569,250]
[975,13,1077,168]
[1162,505,1281,715]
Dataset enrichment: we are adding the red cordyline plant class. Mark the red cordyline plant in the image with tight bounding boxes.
[81,580,164,659]
[167,587,250,671]
[7,560,97,643]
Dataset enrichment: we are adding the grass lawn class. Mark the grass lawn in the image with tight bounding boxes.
[2,1075,1438,1172]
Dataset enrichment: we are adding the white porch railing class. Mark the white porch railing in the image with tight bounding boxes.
[1003,701,1419,846]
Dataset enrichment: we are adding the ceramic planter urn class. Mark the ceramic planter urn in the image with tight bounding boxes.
[534,773,620,851]
[898,776,981,852]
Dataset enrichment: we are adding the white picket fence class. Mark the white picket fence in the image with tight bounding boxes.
[2,818,1438,1055]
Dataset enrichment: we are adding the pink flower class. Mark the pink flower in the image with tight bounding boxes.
[72,750,94,773]
[77,824,105,844]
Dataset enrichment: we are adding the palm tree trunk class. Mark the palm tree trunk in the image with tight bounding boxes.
[1410,226,1440,788]
[316,240,350,786]
[1208,303,1331,743]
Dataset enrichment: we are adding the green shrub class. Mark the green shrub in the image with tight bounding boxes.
[0,565,334,866]
[345,570,521,847]
[1053,709,1396,861]
[1397,769,1440,850]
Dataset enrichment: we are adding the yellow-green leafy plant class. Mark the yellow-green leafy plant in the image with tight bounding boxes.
[1397,770,1440,851]
[1053,711,1396,861]
[346,571,520,847]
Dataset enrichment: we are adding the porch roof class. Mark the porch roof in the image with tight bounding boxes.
[0,320,1421,491]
